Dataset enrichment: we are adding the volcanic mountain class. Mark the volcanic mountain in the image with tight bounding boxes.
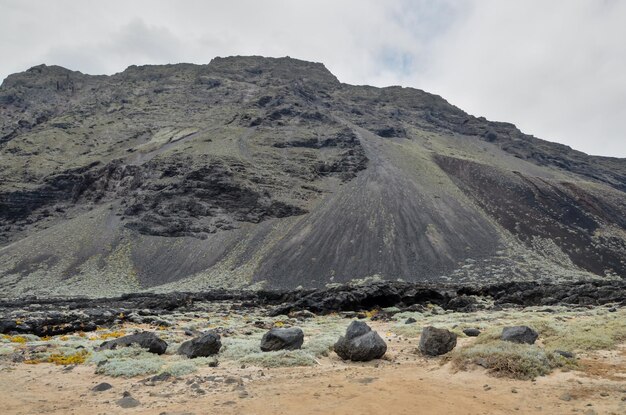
[0,56,624,297]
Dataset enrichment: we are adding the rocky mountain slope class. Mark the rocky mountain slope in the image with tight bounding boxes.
[0,56,625,297]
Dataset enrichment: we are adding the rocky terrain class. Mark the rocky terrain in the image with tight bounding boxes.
[1,284,624,414]
[0,56,625,297]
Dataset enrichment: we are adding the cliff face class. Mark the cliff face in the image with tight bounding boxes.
[0,56,624,297]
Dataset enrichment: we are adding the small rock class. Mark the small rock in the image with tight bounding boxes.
[289,310,316,319]
[117,394,141,408]
[608,307,617,312]
[419,326,457,356]
[405,317,417,324]
[511,388,518,394]
[501,326,538,345]
[92,382,113,392]
[148,372,171,383]
[260,327,304,351]
[559,393,572,401]
[463,328,481,337]
[554,350,575,359]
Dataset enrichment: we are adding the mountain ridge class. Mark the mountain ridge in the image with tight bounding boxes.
[0,56,624,297]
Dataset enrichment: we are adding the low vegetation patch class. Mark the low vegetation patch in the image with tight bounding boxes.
[89,346,164,377]
[540,310,626,352]
[25,349,90,365]
[238,350,318,368]
[449,340,568,380]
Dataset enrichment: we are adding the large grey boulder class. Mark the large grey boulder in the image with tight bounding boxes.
[178,332,222,358]
[260,327,304,351]
[419,326,457,356]
[334,321,387,361]
[501,326,538,344]
[99,331,167,355]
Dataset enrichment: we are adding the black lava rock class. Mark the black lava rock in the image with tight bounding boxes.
[260,327,304,351]
[419,326,457,356]
[92,382,113,392]
[177,332,222,358]
[501,326,538,345]
[100,331,168,355]
[463,328,481,337]
[334,321,387,361]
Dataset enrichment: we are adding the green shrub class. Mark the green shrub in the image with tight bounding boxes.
[89,345,164,377]
[450,340,567,380]
[220,336,262,361]
[238,350,317,368]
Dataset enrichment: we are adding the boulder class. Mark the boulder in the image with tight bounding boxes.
[419,326,457,356]
[260,327,304,351]
[463,328,481,337]
[178,332,222,358]
[501,326,538,345]
[334,321,387,361]
[100,331,167,355]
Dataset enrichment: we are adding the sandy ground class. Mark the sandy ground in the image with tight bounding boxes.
[2,326,625,415]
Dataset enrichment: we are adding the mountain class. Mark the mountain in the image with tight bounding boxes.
[0,56,625,297]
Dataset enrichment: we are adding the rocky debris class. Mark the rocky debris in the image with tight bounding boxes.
[334,321,387,361]
[92,382,113,392]
[260,327,304,351]
[177,332,222,358]
[418,326,457,356]
[501,326,538,345]
[117,392,141,408]
[269,281,449,316]
[463,328,481,337]
[458,280,626,308]
[100,331,168,354]
[446,296,479,312]
[0,280,624,337]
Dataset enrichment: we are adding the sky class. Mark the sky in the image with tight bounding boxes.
[1,0,625,157]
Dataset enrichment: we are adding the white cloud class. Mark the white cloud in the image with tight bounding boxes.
[0,0,624,157]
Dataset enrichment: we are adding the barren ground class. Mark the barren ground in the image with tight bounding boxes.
[2,316,625,415]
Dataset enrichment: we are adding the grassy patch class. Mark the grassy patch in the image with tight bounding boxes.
[541,311,626,352]
[89,346,164,377]
[450,340,568,380]
[238,350,318,368]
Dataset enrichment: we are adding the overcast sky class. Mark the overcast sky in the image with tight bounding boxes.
[1,0,625,157]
